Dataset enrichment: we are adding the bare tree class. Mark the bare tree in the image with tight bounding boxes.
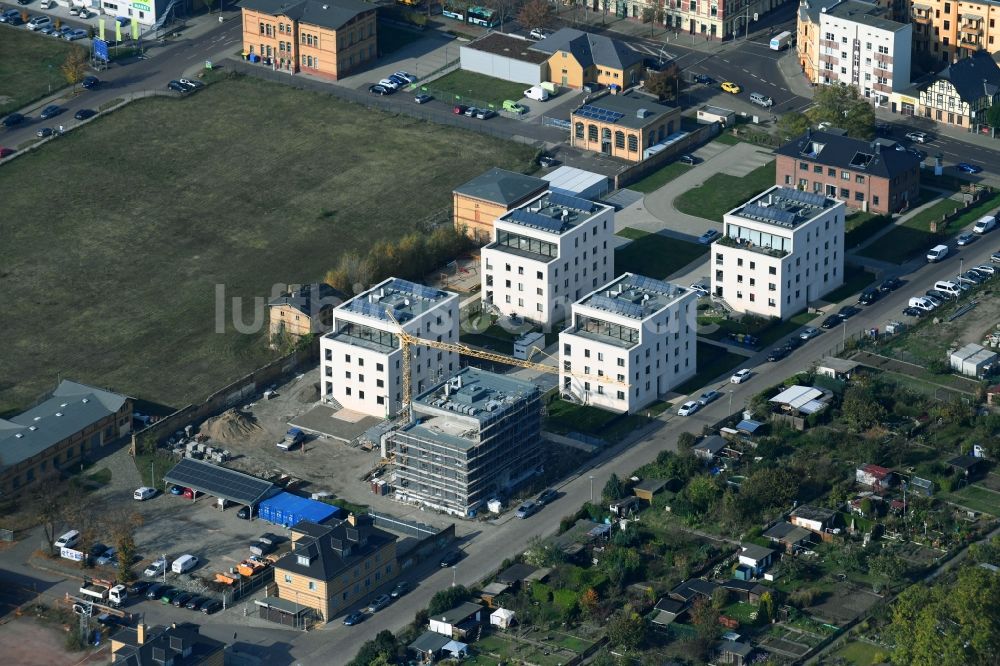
[482,0,524,31]
[105,507,144,583]
[518,0,554,29]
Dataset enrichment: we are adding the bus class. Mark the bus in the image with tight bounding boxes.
[769,31,793,51]
[466,6,499,28]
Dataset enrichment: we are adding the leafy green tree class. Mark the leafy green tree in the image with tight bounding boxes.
[807,85,876,139]
[685,475,721,515]
[690,596,721,650]
[606,604,647,649]
[676,431,698,455]
[428,585,470,616]
[841,382,887,431]
[758,590,776,623]
[868,553,907,582]
[644,64,681,101]
[741,467,799,512]
[603,547,641,588]
[602,473,626,502]
[776,111,812,140]
[711,586,730,610]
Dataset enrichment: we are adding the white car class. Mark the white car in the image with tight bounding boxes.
[905,131,928,143]
[689,282,709,297]
[134,486,156,501]
[27,16,52,30]
[908,296,936,312]
[377,78,400,90]
[973,264,995,276]
[144,557,167,577]
[677,400,700,416]
[799,327,820,340]
[730,369,753,384]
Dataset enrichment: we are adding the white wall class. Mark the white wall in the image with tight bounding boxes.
[460,46,545,85]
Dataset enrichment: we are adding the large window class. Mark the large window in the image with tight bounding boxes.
[496,230,557,259]
[336,323,398,350]
[575,315,639,346]
[627,134,638,151]
[725,223,791,253]
[575,122,584,139]
[615,131,624,148]
[588,124,598,141]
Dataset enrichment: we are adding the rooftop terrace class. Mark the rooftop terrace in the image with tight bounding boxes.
[578,273,689,320]
[338,278,452,323]
[499,191,603,235]
[729,186,836,230]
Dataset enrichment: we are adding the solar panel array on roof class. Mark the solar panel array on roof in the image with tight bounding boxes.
[778,188,826,208]
[547,191,596,213]
[347,300,391,321]
[508,208,567,234]
[391,278,442,301]
[742,204,797,227]
[588,294,645,319]
[630,275,679,296]
[575,104,625,123]
[163,458,274,506]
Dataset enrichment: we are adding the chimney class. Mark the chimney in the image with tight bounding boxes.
[347,513,356,527]
[137,623,147,644]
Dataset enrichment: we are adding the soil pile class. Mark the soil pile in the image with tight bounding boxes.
[201,409,263,446]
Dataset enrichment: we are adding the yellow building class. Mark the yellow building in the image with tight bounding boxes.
[918,50,1000,128]
[570,91,681,162]
[531,28,645,90]
[911,0,1000,66]
[111,622,225,665]
[452,168,548,244]
[269,514,398,623]
[239,0,377,79]
[267,283,340,344]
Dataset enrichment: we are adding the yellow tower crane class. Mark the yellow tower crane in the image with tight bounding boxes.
[384,310,628,419]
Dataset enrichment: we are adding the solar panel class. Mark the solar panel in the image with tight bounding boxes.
[547,191,596,213]
[348,300,390,320]
[629,275,676,296]
[742,204,797,227]
[163,458,274,506]
[588,294,645,319]
[508,209,566,234]
[391,278,441,301]
[575,104,624,123]
[778,188,827,208]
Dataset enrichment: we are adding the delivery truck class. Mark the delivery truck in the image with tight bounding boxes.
[79,578,127,607]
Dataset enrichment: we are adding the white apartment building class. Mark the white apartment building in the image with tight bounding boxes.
[711,186,846,320]
[800,0,911,106]
[319,278,459,418]
[559,273,698,414]
[481,191,615,328]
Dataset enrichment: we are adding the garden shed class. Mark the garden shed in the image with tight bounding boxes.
[490,607,516,629]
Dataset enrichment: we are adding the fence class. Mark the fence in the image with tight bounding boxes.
[227,59,543,147]
[614,122,719,189]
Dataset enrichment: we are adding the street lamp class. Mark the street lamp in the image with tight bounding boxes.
[728,391,733,414]
[452,565,457,588]
[589,475,594,503]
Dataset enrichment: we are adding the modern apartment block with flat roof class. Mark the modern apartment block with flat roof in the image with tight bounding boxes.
[711,187,846,319]
[559,273,697,413]
[388,368,542,517]
[320,278,459,418]
[481,191,614,327]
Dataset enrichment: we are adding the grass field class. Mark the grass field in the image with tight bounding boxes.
[425,70,528,108]
[819,264,876,303]
[674,160,776,222]
[615,228,708,279]
[946,485,1000,516]
[627,162,690,193]
[830,640,885,665]
[0,28,75,116]
[844,211,892,249]
[700,310,816,346]
[0,75,534,415]
[674,341,746,395]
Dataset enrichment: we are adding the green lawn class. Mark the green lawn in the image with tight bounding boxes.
[818,265,875,304]
[945,485,1000,516]
[859,190,998,264]
[0,75,534,415]
[831,640,886,665]
[545,399,659,442]
[425,70,528,108]
[673,341,746,395]
[701,310,816,346]
[713,133,742,146]
[0,28,75,116]
[628,162,690,193]
[674,160,776,222]
[844,211,892,249]
[615,228,708,279]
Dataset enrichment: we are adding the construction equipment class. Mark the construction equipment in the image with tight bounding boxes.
[383,310,627,420]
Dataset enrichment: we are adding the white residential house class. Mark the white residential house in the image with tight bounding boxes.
[711,186,846,320]
[481,191,614,327]
[319,278,459,418]
[559,273,697,413]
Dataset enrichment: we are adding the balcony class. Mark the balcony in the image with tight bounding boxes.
[717,235,789,259]
[961,25,983,36]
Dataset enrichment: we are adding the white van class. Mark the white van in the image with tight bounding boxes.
[973,215,996,234]
[926,244,949,262]
[908,296,936,311]
[750,92,774,107]
[55,530,80,549]
[171,554,199,574]
[933,280,962,298]
[40,0,53,8]
[523,85,549,101]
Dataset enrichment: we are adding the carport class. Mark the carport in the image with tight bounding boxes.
[163,458,275,514]
[255,596,312,629]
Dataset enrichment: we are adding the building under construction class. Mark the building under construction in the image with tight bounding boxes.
[388,367,542,517]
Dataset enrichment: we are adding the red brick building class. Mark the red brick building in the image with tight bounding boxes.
[775,129,920,216]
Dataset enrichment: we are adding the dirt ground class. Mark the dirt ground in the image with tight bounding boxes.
[0,616,108,665]
[807,584,882,625]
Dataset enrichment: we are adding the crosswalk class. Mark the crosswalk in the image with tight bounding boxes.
[628,42,677,62]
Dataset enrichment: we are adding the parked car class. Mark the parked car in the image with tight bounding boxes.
[134,486,156,501]
[956,162,981,174]
[992,251,1000,263]
[678,154,696,165]
[172,592,194,607]
[386,74,408,87]
[536,488,558,505]
[972,264,995,276]
[908,296,936,311]
[26,16,52,30]
[767,346,790,362]
[693,73,714,84]
[185,595,208,610]
[439,551,462,567]
[958,270,984,285]
[538,155,559,168]
[128,580,152,595]
[922,294,942,307]
[366,595,392,613]
[689,282,709,297]
[368,84,391,96]
[200,599,222,614]
[956,232,977,246]
[784,336,804,351]
[799,327,821,340]
[902,306,924,317]
[697,229,720,245]
[160,588,182,604]
[730,369,752,384]
[529,28,552,40]
[389,581,411,599]
[1,145,16,158]
[237,504,257,520]
[96,547,117,566]
[36,127,53,138]
[503,100,526,114]
[820,315,842,329]
[144,557,167,577]
[464,106,479,117]
[393,71,417,83]
[74,109,96,120]
[179,78,204,90]
[2,113,25,127]
[879,277,902,292]
[908,148,927,161]
[698,390,722,405]
[64,28,87,40]
[146,583,169,600]
[88,542,109,559]
[377,78,399,90]
[476,109,496,119]
[838,305,860,319]
[167,80,188,93]
[515,500,539,519]
[721,81,741,94]
[414,93,433,104]
[452,104,468,115]
[82,75,101,89]
[343,611,366,626]
[905,131,929,143]
[926,288,952,301]
[677,400,700,416]
[181,488,200,500]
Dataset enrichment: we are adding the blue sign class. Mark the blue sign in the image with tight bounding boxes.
[93,39,109,62]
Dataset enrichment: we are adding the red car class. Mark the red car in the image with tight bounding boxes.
[452,104,468,115]
[0,147,15,158]
[182,488,201,500]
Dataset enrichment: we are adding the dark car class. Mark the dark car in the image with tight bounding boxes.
[820,314,842,329]
[169,485,184,495]
[74,109,96,120]
[146,584,169,600]
[858,288,881,305]
[693,73,714,84]
[0,147,14,158]
[160,588,182,604]
[902,306,924,317]
[537,488,558,505]
[172,592,194,607]
[838,305,860,319]
[36,127,53,138]
[389,581,410,599]
[414,93,433,104]
[237,504,257,519]
[784,335,804,350]
[538,155,560,168]
[200,599,222,614]
[368,84,391,96]
[879,277,902,292]
[82,75,101,89]
[439,551,462,567]
[2,113,25,127]
[476,108,496,119]
[343,611,366,626]
[767,346,790,362]
[167,80,188,93]
[39,105,63,120]
[185,596,207,610]
[960,270,984,284]
[956,162,982,174]
[956,232,977,246]
[927,288,952,301]
[128,580,152,595]
[452,104,468,115]
[88,542,109,559]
